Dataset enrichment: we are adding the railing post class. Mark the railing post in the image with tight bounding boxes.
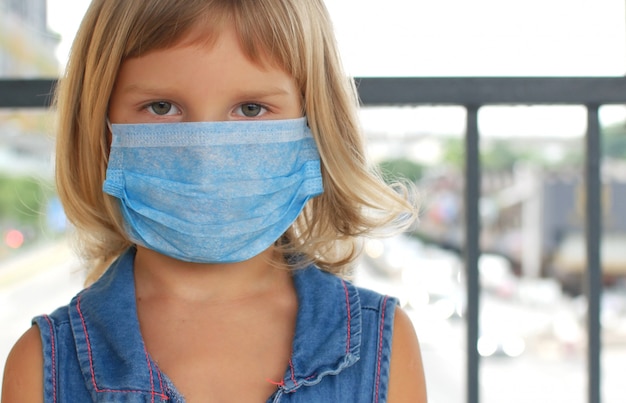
[585,104,602,403]
[465,105,481,403]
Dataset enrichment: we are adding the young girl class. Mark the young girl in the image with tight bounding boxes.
[2,1,426,402]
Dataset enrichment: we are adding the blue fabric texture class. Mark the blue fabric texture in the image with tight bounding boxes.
[33,249,398,402]
[102,117,323,263]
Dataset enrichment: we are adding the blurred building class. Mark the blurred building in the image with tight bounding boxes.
[0,0,59,176]
[0,0,60,77]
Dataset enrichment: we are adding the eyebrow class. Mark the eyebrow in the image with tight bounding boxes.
[121,84,291,99]
[120,84,179,96]
[231,88,291,99]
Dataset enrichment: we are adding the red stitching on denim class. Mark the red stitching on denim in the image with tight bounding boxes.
[155,362,166,397]
[75,296,169,400]
[143,345,155,403]
[341,280,351,354]
[375,296,389,402]
[289,359,298,387]
[43,315,57,403]
[76,296,99,393]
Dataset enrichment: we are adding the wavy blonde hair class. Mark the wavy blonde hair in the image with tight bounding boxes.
[55,0,418,283]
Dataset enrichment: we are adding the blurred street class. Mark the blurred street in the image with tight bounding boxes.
[0,239,83,392]
[1,237,625,402]
[355,234,626,403]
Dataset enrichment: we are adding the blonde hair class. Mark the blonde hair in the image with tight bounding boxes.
[55,0,418,283]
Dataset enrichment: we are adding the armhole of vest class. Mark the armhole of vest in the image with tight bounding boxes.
[32,315,58,403]
[372,295,398,403]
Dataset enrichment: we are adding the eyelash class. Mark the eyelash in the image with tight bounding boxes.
[143,101,180,116]
[236,102,270,117]
[140,101,272,118]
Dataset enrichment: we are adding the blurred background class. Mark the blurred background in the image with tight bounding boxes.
[1,0,626,402]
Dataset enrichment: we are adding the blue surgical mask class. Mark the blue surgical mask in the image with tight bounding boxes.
[103,117,323,263]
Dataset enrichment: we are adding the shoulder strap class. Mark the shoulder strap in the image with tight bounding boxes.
[33,305,70,403]
[355,286,399,403]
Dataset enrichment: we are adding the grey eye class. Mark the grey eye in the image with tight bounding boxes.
[241,103,262,117]
[149,101,173,115]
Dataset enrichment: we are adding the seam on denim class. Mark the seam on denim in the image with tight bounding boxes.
[76,296,99,394]
[155,363,166,398]
[341,280,352,354]
[375,296,389,403]
[75,296,169,399]
[43,315,57,403]
[143,345,155,403]
[289,359,298,387]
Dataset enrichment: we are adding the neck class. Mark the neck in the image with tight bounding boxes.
[133,246,290,303]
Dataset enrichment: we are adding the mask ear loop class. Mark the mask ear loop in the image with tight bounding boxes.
[106,118,113,133]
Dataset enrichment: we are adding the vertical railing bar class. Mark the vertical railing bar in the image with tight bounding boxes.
[465,105,481,403]
[585,104,602,403]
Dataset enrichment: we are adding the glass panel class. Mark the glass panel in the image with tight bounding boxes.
[476,105,588,402]
[0,108,59,250]
[598,105,626,403]
[354,105,626,403]
[0,107,83,388]
[356,105,468,402]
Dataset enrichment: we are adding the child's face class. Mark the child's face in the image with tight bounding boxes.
[108,24,302,124]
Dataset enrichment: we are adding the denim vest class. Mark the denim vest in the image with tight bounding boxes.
[33,249,398,402]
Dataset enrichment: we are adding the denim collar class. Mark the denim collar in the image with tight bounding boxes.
[68,248,362,400]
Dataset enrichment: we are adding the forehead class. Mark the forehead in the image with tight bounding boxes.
[121,26,279,80]
[173,21,277,70]
[113,1,306,95]
[112,25,299,101]
[123,7,289,74]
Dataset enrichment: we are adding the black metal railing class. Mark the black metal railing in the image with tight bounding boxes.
[3,76,626,403]
[356,76,626,403]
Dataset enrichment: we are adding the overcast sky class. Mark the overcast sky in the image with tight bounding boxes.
[48,0,626,76]
[46,0,626,138]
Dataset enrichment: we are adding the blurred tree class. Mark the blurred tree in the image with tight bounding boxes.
[0,175,52,227]
[481,140,520,171]
[602,122,626,160]
[441,137,464,169]
[440,136,585,171]
[378,157,425,183]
